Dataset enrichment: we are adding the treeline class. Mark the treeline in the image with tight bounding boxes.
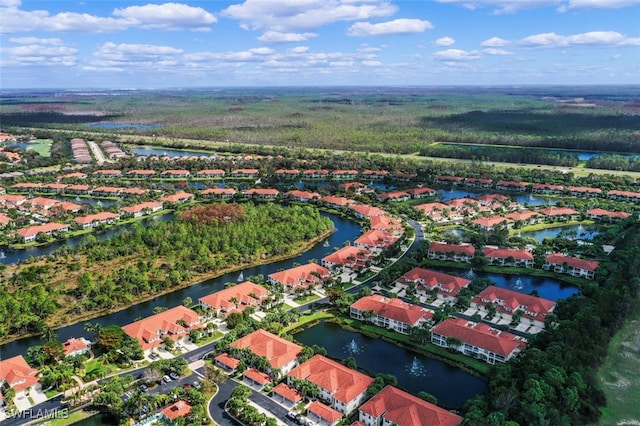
[419,145,580,167]
[0,203,333,340]
[586,154,640,172]
[464,225,640,425]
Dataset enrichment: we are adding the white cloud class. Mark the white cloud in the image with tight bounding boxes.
[433,48,481,60]
[222,0,397,32]
[520,31,640,47]
[481,36,510,47]
[112,3,217,31]
[560,0,640,11]
[483,47,512,54]
[435,36,455,46]
[362,60,382,66]
[358,45,382,52]
[347,18,433,36]
[436,0,640,13]
[288,46,310,53]
[0,0,21,7]
[9,37,63,45]
[90,42,183,69]
[258,31,318,43]
[0,2,216,33]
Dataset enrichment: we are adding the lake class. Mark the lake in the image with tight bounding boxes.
[436,188,555,206]
[294,321,488,409]
[519,224,599,242]
[131,146,218,158]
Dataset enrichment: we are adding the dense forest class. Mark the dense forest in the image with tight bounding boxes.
[0,203,333,341]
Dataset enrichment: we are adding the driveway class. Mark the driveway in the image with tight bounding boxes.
[13,391,32,412]
[30,384,48,404]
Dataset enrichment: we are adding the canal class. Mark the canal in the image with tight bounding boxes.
[0,212,361,358]
[293,321,488,409]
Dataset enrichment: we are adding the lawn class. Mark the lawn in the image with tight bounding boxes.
[283,310,334,333]
[597,303,640,425]
[293,294,320,304]
[26,139,52,156]
[41,409,96,426]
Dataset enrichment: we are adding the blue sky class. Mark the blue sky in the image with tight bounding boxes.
[1,0,639,88]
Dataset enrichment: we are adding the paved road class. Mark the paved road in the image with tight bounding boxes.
[87,140,107,165]
[1,396,66,426]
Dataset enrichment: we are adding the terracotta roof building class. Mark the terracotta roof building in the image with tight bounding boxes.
[230,329,302,373]
[359,385,462,426]
[395,268,471,300]
[543,253,600,280]
[0,355,39,392]
[431,318,527,364]
[122,305,202,351]
[268,263,331,292]
[198,281,269,316]
[471,286,556,329]
[322,246,371,271]
[161,400,192,421]
[308,401,343,426]
[483,247,534,268]
[287,355,374,415]
[427,242,475,263]
[350,295,433,334]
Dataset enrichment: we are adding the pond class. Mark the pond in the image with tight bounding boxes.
[293,321,488,409]
[433,268,579,301]
[0,212,361,358]
[519,224,599,242]
[436,188,555,206]
[131,146,218,158]
[51,195,119,208]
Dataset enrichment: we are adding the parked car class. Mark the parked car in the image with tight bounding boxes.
[138,384,148,392]
[169,372,180,381]
[192,380,201,389]
[163,375,172,383]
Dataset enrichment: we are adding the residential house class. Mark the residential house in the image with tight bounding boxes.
[496,180,528,192]
[92,186,121,197]
[122,305,202,351]
[354,229,397,252]
[161,169,190,178]
[62,337,92,357]
[531,183,564,194]
[0,213,12,227]
[607,189,640,203]
[127,169,156,178]
[350,295,433,334]
[120,201,163,218]
[362,170,389,180]
[394,268,471,301]
[543,253,600,280]
[307,401,343,426]
[230,329,302,374]
[472,216,512,232]
[431,318,527,364]
[201,188,236,199]
[505,210,543,225]
[214,353,241,373]
[64,184,91,195]
[161,400,192,422]
[414,202,451,222]
[287,355,374,415]
[243,368,272,389]
[332,170,359,179]
[15,222,69,242]
[40,183,67,194]
[196,169,226,178]
[320,195,354,210]
[27,196,60,210]
[369,215,404,235]
[285,190,320,202]
[272,383,304,407]
[161,191,195,204]
[587,208,631,221]
[0,355,39,394]
[92,169,122,178]
[322,246,371,272]
[231,169,260,178]
[471,286,556,329]
[198,281,269,317]
[74,212,120,229]
[341,182,371,194]
[244,188,279,199]
[568,186,602,198]
[268,263,331,292]
[483,247,534,268]
[359,385,462,426]
[427,242,475,263]
[0,194,27,207]
[350,204,387,220]
[406,187,435,198]
[376,191,410,202]
[121,188,148,197]
[303,169,330,179]
[275,169,300,179]
[391,172,416,182]
[434,175,463,185]
[464,178,493,188]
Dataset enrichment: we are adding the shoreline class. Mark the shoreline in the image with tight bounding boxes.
[0,228,335,346]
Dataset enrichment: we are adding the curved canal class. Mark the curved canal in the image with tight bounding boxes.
[0,212,361,358]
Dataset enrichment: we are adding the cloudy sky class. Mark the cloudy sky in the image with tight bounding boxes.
[1,0,639,88]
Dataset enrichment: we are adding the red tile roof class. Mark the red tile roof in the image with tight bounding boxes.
[432,318,526,358]
[483,247,533,261]
[288,355,374,404]
[545,253,600,271]
[162,400,192,420]
[587,208,631,219]
[397,268,470,296]
[321,195,353,207]
[215,353,241,370]
[62,337,91,356]
[121,201,163,214]
[350,204,387,218]
[360,385,462,426]
[428,242,475,256]
[538,207,579,217]
[505,210,541,221]
[244,368,272,385]
[308,401,343,423]
[269,263,330,288]
[127,169,156,176]
[285,190,320,200]
[473,286,556,321]
[201,188,236,196]
[322,246,370,266]
[161,191,194,203]
[351,295,432,325]
[245,188,279,196]
[75,212,119,225]
[198,281,269,313]
[197,169,225,176]
[122,305,202,350]
[231,329,302,369]
[272,383,303,403]
[16,222,68,238]
[568,186,602,193]
[354,229,397,248]
[0,355,39,392]
[473,216,511,228]
[369,215,403,232]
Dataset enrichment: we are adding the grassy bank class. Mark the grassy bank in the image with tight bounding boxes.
[596,302,640,425]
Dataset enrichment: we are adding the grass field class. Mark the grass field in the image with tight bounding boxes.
[26,139,52,156]
[597,302,640,425]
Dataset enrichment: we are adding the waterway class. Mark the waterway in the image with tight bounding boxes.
[519,224,599,242]
[0,214,173,266]
[293,321,488,409]
[436,188,555,206]
[131,146,218,158]
[0,212,361,358]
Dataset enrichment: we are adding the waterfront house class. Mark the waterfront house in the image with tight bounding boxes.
[532,183,564,195]
[354,229,397,251]
[341,182,371,194]
[391,172,416,182]
[285,190,320,202]
[127,169,156,178]
[350,295,433,334]
[394,268,471,301]
[406,187,436,198]
[376,191,410,202]
[332,169,359,179]
[160,191,194,204]
[431,318,527,364]
[287,355,374,415]
[568,186,602,198]
[369,215,404,234]
[322,246,371,272]
[350,204,387,219]
[62,337,92,357]
[74,212,120,229]
[244,188,279,199]
[359,385,462,426]
[320,195,354,210]
[201,188,236,199]
[196,169,225,178]
[587,208,631,221]
[483,247,534,268]
[92,186,121,197]
[161,169,190,178]
[0,355,39,394]
[198,281,269,317]
[362,170,389,180]
[120,201,163,218]
[505,210,543,225]
[275,169,300,178]
[64,184,91,195]
[231,169,260,178]
[434,175,463,185]
[40,183,67,194]
[303,169,330,179]
[496,180,528,192]
[121,187,148,197]
[538,207,580,222]
[122,305,202,351]
[230,329,302,374]
[472,216,512,232]
[464,178,493,188]
[15,222,69,242]
[268,263,331,292]
[543,253,599,280]
[471,286,556,329]
[427,242,475,263]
